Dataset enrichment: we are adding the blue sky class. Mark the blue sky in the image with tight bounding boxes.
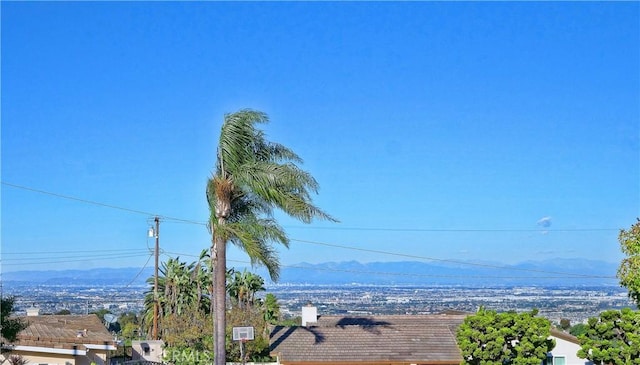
[1,2,638,279]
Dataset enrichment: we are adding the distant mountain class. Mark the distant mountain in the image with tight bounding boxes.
[1,267,154,286]
[268,258,620,286]
[1,258,619,287]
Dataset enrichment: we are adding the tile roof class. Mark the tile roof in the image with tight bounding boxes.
[549,328,580,344]
[15,315,115,351]
[270,314,466,365]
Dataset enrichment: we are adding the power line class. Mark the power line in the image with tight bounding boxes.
[161,251,616,280]
[290,238,609,278]
[276,262,616,280]
[2,252,151,262]
[284,225,621,233]
[1,181,206,226]
[1,181,622,279]
[2,248,150,255]
[3,181,621,232]
[1,253,152,266]
[106,253,155,302]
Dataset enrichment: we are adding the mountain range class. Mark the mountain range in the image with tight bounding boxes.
[1,258,620,287]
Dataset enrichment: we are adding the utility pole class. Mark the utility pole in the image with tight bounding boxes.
[152,216,160,340]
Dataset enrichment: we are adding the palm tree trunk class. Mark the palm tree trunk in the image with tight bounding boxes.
[213,232,227,365]
[212,177,233,365]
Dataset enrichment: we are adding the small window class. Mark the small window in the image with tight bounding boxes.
[553,356,566,365]
[542,355,566,365]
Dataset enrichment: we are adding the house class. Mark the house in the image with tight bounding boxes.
[1,314,117,365]
[547,329,592,365]
[270,307,467,365]
[270,306,591,365]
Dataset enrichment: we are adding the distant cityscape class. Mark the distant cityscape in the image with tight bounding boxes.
[2,281,633,328]
[270,284,634,326]
[2,259,632,329]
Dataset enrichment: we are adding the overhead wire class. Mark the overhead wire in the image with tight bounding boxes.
[161,250,616,280]
[2,248,151,255]
[1,181,207,226]
[2,181,619,232]
[105,252,155,301]
[1,253,152,266]
[284,225,620,232]
[1,182,621,279]
[289,238,609,278]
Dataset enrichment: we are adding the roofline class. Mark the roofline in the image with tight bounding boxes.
[10,345,87,356]
[550,328,580,345]
[271,361,460,365]
[270,353,460,365]
[85,343,117,351]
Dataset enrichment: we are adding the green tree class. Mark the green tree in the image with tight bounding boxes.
[117,312,140,339]
[569,323,587,337]
[456,307,555,365]
[162,302,213,350]
[227,269,265,309]
[121,322,139,340]
[1,296,27,358]
[558,318,570,331]
[226,306,271,362]
[577,308,640,364]
[262,293,280,325]
[618,219,640,307]
[206,109,334,365]
[142,253,212,339]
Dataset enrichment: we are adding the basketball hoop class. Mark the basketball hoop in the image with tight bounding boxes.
[232,327,254,365]
[232,326,254,341]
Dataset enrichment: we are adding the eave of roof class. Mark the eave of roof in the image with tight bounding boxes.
[549,328,581,345]
[10,345,87,356]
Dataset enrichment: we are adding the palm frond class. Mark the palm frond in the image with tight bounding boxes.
[209,109,336,281]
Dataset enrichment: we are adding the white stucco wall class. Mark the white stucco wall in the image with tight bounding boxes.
[4,350,75,365]
[550,336,592,365]
[3,348,109,365]
[131,340,164,363]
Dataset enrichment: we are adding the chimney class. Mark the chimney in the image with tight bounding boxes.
[301,302,317,327]
[26,307,40,316]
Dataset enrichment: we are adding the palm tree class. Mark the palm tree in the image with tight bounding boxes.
[227,270,266,309]
[143,255,212,338]
[245,271,265,307]
[206,109,334,364]
[262,293,280,325]
[226,269,246,309]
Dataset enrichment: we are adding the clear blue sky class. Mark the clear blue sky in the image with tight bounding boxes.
[2,2,638,277]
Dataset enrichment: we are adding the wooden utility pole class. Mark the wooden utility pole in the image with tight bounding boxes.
[152,216,160,340]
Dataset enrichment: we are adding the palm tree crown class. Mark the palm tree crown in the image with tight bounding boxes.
[207,109,334,364]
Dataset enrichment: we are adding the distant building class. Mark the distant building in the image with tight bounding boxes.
[1,314,117,365]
